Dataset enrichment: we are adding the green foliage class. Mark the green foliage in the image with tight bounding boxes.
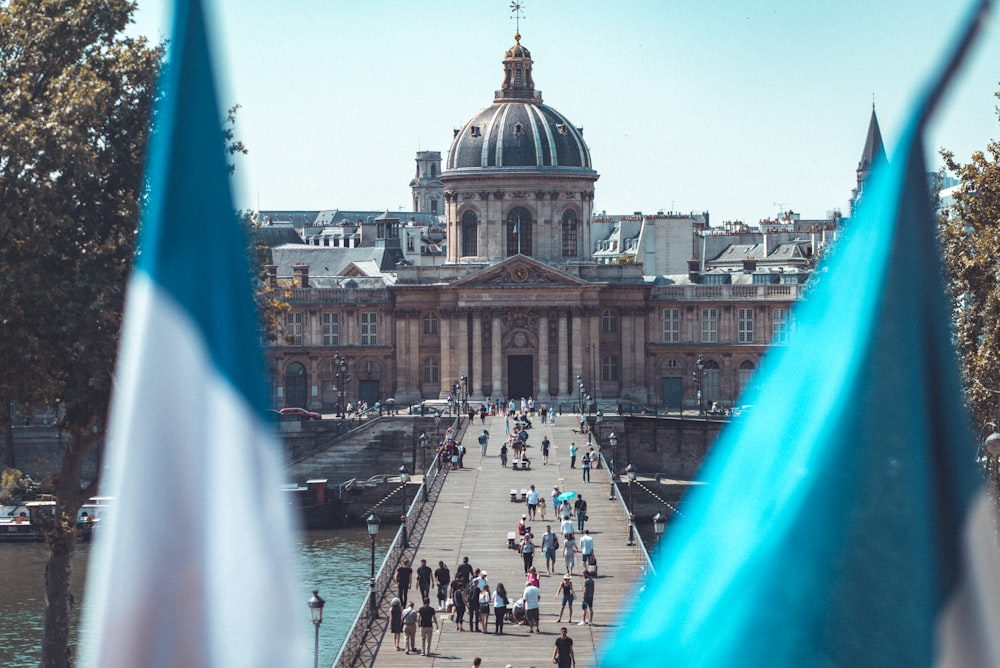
[1,467,39,503]
[940,85,1000,429]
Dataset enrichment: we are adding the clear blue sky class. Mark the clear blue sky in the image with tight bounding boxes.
[130,0,1000,225]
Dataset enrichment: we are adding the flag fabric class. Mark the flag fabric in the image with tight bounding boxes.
[80,1,307,666]
[513,219,519,236]
[603,1,1000,666]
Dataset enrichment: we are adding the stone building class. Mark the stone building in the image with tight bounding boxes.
[263,31,851,414]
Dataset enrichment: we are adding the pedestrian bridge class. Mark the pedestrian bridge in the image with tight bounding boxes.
[334,411,654,668]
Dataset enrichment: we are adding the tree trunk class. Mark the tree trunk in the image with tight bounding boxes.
[40,427,97,668]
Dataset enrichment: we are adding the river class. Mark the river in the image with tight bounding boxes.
[0,528,391,668]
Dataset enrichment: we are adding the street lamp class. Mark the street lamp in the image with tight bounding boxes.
[419,432,428,470]
[460,374,468,412]
[307,590,325,668]
[434,412,442,440]
[334,352,350,418]
[399,465,410,548]
[652,512,667,543]
[367,513,381,619]
[625,464,637,546]
[696,354,705,415]
[608,432,618,500]
[577,376,584,414]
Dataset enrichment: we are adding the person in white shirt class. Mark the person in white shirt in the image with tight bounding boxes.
[522,582,541,633]
[578,529,595,568]
[526,484,540,520]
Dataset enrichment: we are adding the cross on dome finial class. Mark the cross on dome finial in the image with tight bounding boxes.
[510,1,525,39]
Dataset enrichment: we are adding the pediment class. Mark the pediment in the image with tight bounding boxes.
[451,256,591,289]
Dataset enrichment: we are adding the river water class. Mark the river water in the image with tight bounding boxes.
[0,529,390,668]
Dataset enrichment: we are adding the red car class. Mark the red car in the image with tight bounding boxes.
[279,407,322,421]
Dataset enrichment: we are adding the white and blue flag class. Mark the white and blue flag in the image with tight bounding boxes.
[605,1,1000,666]
[81,1,307,665]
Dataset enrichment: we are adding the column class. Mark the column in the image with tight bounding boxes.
[439,314,452,399]
[455,314,469,392]
[395,315,410,397]
[621,310,635,393]
[472,313,483,399]
[409,314,422,400]
[558,313,569,397]
[537,313,549,398]
[572,314,584,391]
[492,315,503,399]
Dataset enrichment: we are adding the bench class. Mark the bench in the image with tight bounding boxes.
[507,532,517,550]
[510,489,519,502]
[512,460,531,471]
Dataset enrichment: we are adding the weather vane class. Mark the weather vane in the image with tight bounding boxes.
[510,1,525,36]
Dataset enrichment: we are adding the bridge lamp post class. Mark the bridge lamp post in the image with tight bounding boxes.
[460,374,468,412]
[696,354,705,415]
[652,511,667,545]
[307,590,325,668]
[625,464,637,546]
[367,513,381,620]
[399,465,410,549]
[608,432,618,500]
[576,376,584,414]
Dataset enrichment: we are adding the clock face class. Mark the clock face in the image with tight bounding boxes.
[512,266,529,282]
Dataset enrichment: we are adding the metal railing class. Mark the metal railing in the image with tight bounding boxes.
[599,451,656,577]
[332,416,468,668]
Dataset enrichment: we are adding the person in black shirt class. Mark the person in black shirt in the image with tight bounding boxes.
[456,556,474,583]
[417,598,439,656]
[434,560,451,610]
[394,559,413,605]
[416,558,433,602]
[552,626,575,668]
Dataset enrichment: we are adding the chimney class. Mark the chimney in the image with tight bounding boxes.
[687,258,700,284]
[292,263,309,288]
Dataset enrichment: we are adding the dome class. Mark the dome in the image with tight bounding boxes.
[447,102,593,171]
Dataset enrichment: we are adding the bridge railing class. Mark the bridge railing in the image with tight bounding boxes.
[599,451,656,577]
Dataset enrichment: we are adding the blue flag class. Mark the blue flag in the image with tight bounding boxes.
[603,1,1000,665]
[80,1,308,666]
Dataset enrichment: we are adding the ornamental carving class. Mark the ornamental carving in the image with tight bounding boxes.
[493,191,505,200]
[502,310,538,335]
[511,191,529,199]
[549,191,560,200]
[535,191,546,200]
[478,191,490,200]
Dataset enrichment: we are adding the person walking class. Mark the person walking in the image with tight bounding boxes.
[434,560,451,610]
[555,574,575,623]
[402,602,418,653]
[579,571,595,626]
[479,429,490,456]
[520,532,536,574]
[390,598,403,651]
[394,559,413,605]
[537,496,547,520]
[417,597,439,656]
[579,529,595,571]
[541,435,550,464]
[523,579,541,634]
[552,626,576,668]
[574,495,588,533]
[493,583,509,634]
[451,577,467,631]
[467,573,481,631]
[500,442,508,467]
[541,525,559,575]
[563,533,579,576]
[560,514,574,539]
[569,442,578,468]
[526,484,539,520]
[416,558,433,602]
[581,450,591,482]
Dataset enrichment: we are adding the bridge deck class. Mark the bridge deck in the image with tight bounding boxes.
[370,411,648,668]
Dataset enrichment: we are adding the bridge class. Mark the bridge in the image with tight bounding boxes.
[333,409,657,668]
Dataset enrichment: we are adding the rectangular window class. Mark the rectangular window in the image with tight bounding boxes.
[662,308,680,343]
[361,312,378,346]
[322,313,340,346]
[701,308,718,343]
[773,308,789,343]
[738,308,753,343]
[285,312,303,346]
[601,355,620,383]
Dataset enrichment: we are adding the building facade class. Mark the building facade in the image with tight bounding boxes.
[263,32,837,413]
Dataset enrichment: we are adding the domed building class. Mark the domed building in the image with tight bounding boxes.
[442,33,599,263]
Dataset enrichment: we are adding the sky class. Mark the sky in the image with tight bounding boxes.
[129,0,1000,226]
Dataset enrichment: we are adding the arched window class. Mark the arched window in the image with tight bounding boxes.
[506,207,533,257]
[284,362,308,408]
[423,357,440,384]
[561,210,578,257]
[737,360,756,399]
[601,309,618,333]
[423,312,439,335]
[461,210,478,257]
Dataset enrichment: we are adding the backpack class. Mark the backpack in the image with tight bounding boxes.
[478,434,486,445]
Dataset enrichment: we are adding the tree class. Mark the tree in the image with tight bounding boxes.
[940,86,1000,435]
[0,2,161,666]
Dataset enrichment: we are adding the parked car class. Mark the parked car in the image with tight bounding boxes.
[280,407,322,421]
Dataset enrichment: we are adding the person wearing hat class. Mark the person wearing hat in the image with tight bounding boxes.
[518,514,528,536]
[555,573,575,624]
[520,532,535,574]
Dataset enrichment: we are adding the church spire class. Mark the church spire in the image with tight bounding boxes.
[849,104,887,216]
